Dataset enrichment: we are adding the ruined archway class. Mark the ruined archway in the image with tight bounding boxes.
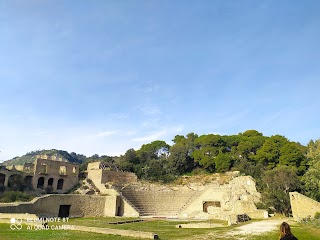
[37,177,45,189]
[0,173,6,186]
[48,178,54,187]
[57,179,64,190]
[8,174,24,191]
[25,175,33,188]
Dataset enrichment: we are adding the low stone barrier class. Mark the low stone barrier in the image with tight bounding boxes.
[71,225,158,239]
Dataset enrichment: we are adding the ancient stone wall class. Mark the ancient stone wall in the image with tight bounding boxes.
[0,168,34,187]
[87,169,103,184]
[0,202,34,214]
[290,192,320,221]
[101,170,137,184]
[32,158,79,193]
[87,162,138,185]
[0,158,79,193]
[179,176,265,220]
[33,194,110,217]
[87,162,101,170]
[117,197,140,217]
[0,195,117,217]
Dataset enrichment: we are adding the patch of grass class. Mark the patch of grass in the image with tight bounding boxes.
[1,218,320,240]
[291,224,320,240]
[68,217,234,239]
[0,223,140,240]
[246,223,320,240]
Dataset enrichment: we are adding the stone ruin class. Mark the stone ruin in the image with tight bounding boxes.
[0,155,79,193]
[84,162,267,223]
[0,160,267,224]
[290,192,320,221]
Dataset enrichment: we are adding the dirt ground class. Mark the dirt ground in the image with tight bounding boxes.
[181,218,293,240]
[228,219,288,236]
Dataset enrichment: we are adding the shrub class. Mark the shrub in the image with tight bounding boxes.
[83,185,89,190]
[87,179,93,184]
[0,185,6,192]
[255,202,267,210]
[0,191,34,203]
[314,212,320,219]
[45,186,53,194]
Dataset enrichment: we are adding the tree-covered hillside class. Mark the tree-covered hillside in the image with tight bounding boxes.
[2,149,83,166]
[1,149,116,169]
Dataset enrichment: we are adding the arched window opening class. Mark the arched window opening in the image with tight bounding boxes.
[57,179,64,190]
[37,177,45,189]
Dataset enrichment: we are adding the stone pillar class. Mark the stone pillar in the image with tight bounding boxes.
[4,175,9,187]
[52,179,57,192]
[43,177,47,190]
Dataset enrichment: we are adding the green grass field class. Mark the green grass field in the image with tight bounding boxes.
[0,217,319,240]
[0,223,137,240]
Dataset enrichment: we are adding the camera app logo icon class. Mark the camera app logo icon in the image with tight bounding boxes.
[10,218,23,230]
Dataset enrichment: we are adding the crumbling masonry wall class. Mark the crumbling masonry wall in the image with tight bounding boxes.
[290,192,320,221]
[33,158,79,193]
[179,176,265,221]
[87,162,137,185]
[0,156,79,193]
[0,194,118,217]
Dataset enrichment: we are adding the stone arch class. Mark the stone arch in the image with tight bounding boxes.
[8,174,23,190]
[0,173,6,186]
[37,177,45,189]
[57,179,64,190]
[25,175,33,186]
[48,178,54,187]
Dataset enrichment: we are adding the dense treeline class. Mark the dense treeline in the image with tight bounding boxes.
[117,130,320,215]
[2,130,320,214]
[118,130,307,180]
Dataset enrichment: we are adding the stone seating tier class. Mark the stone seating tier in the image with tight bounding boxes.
[119,186,203,216]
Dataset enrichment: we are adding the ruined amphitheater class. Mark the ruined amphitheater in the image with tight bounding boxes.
[0,157,268,224]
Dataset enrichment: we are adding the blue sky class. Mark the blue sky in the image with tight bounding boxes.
[1,0,320,161]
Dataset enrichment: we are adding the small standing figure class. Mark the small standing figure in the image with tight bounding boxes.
[279,222,298,240]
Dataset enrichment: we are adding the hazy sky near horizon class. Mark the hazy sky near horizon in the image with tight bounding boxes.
[1,0,320,161]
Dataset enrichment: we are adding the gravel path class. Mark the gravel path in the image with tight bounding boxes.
[228,219,287,236]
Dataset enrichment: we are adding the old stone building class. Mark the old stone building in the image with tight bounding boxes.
[0,160,267,223]
[85,162,267,222]
[0,155,79,193]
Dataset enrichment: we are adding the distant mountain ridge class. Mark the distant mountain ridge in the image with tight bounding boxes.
[1,149,83,166]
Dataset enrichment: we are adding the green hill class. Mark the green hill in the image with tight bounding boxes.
[2,149,83,166]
